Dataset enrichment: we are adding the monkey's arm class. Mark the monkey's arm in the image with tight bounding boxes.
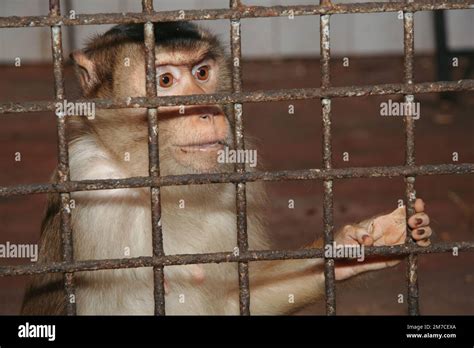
[242,199,432,315]
[21,193,67,315]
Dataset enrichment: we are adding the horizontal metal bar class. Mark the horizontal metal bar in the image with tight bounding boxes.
[0,241,472,277]
[1,80,473,115]
[1,1,473,28]
[1,163,473,197]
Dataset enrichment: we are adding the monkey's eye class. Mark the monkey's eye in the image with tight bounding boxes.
[194,65,210,81]
[158,73,174,88]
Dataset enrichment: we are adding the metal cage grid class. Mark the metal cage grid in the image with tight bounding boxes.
[0,0,474,316]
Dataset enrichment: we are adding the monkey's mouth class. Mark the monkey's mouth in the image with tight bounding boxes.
[176,140,225,153]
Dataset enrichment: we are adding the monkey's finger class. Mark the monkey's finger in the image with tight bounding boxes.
[414,198,425,213]
[408,212,430,229]
[346,256,403,275]
[354,227,374,246]
[416,238,431,247]
[411,226,432,241]
[384,258,404,268]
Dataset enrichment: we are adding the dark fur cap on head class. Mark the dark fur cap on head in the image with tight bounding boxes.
[102,21,203,45]
[72,21,229,98]
[84,21,224,59]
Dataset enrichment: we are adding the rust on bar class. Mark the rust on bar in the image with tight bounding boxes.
[1,1,474,28]
[1,79,473,115]
[230,0,251,316]
[142,0,154,14]
[0,241,472,278]
[320,8,336,316]
[1,163,474,198]
[142,0,167,316]
[403,4,420,316]
[49,0,76,316]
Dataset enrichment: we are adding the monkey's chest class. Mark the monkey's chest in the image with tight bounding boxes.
[163,262,238,315]
[161,211,239,314]
[162,210,238,254]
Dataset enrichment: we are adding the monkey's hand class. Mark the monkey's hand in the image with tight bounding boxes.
[333,198,431,281]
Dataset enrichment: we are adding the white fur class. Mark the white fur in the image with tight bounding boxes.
[69,136,243,314]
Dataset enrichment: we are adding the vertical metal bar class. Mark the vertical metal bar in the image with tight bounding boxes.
[403,2,420,316]
[142,0,166,316]
[49,0,76,316]
[320,0,336,316]
[230,0,250,316]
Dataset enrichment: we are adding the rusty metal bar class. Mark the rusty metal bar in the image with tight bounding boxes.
[2,80,473,115]
[0,241,472,277]
[403,3,420,316]
[230,0,251,316]
[49,0,76,316]
[1,163,473,198]
[142,0,166,316]
[1,1,473,28]
[320,5,336,316]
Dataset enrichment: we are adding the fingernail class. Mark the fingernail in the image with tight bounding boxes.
[416,218,422,225]
[417,229,425,235]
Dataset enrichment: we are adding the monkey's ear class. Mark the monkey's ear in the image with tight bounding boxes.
[70,50,98,95]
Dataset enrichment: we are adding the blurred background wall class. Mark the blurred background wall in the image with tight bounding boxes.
[0,0,473,62]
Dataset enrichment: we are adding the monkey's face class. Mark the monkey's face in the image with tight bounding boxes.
[72,33,233,175]
[152,51,232,174]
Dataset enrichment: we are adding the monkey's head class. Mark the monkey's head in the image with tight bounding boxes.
[71,22,233,175]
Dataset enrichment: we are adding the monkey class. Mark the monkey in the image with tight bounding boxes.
[21,22,432,315]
